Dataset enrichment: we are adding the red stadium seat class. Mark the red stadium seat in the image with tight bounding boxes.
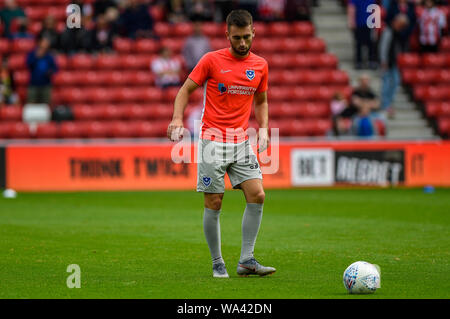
[149,5,165,22]
[291,22,314,37]
[151,103,173,119]
[11,38,35,53]
[59,122,84,138]
[172,22,194,37]
[98,104,126,120]
[438,118,450,136]
[160,38,184,53]
[109,121,137,138]
[135,121,167,137]
[113,38,134,53]
[438,70,450,83]
[0,106,22,121]
[121,54,152,69]
[267,22,291,37]
[69,54,94,70]
[95,54,122,70]
[72,104,100,121]
[154,22,170,37]
[0,38,10,54]
[397,53,420,68]
[422,54,447,68]
[135,39,160,53]
[13,71,29,86]
[0,122,12,138]
[55,54,68,69]
[304,38,326,52]
[426,102,450,117]
[253,22,267,37]
[123,104,153,120]
[300,102,330,118]
[137,87,164,102]
[35,122,58,139]
[9,122,31,139]
[53,71,77,86]
[441,37,450,52]
[315,54,338,69]
[83,121,109,138]
[201,23,224,37]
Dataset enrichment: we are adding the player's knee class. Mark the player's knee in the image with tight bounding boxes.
[252,190,265,204]
[205,194,223,211]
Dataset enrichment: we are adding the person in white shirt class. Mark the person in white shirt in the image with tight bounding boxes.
[419,0,447,53]
[151,47,182,88]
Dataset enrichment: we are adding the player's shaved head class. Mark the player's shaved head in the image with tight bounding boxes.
[226,9,253,29]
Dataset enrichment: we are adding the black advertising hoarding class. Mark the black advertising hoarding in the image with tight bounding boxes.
[335,150,405,186]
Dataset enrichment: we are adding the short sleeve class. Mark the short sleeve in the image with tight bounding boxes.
[256,61,268,93]
[188,53,211,86]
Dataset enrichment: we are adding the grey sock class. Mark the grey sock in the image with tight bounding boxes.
[240,203,263,263]
[203,207,224,265]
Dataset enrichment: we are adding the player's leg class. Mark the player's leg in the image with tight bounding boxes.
[203,193,228,278]
[235,179,275,276]
[197,139,229,278]
[227,141,275,276]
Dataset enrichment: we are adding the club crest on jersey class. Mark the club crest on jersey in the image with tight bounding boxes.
[246,69,255,81]
[202,176,211,187]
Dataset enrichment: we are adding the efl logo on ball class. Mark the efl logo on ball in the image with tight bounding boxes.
[343,261,381,294]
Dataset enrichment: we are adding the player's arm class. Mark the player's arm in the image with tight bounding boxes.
[167,78,199,141]
[254,91,269,153]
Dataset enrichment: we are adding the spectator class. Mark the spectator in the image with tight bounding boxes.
[119,0,155,39]
[348,74,380,118]
[151,47,182,89]
[418,0,447,53]
[379,13,409,118]
[330,92,351,136]
[90,14,115,52]
[182,21,211,73]
[236,1,259,20]
[184,0,215,22]
[167,0,188,23]
[26,37,58,105]
[284,0,312,22]
[93,0,118,18]
[9,17,33,39]
[258,0,286,21]
[0,60,19,105]
[385,0,417,52]
[0,0,26,37]
[104,6,121,36]
[60,16,94,54]
[38,16,61,51]
[213,0,234,22]
[347,0,378,69]
[352,103,379,138]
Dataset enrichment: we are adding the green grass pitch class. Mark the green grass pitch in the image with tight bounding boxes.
[0,188,449,299]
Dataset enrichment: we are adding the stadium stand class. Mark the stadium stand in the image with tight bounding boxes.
[0,0,354,139]
[397,4,450,138]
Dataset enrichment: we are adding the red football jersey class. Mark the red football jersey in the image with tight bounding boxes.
[188,48,268,143]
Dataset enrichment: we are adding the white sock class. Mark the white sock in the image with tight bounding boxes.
[240,203,263,263]
[203,207,224,265]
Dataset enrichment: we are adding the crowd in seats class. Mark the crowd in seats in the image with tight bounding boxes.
[343,0,449,139]
[0,0,352,140]
[389,0,450,138]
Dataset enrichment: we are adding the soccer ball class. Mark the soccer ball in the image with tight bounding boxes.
[343,261,381,294]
